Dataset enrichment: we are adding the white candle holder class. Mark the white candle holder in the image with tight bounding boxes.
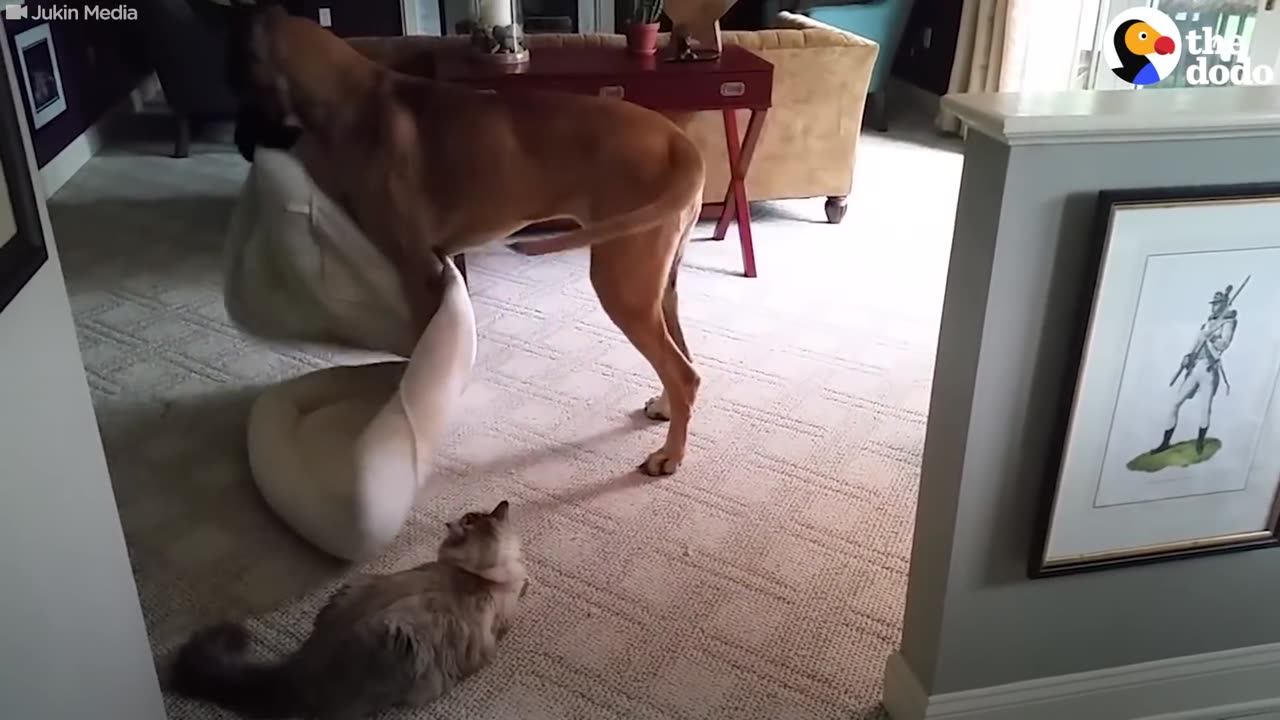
[465,0,529,66]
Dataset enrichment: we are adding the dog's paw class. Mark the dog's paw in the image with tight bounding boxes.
[643,393,672,421]
[639,448,681,476]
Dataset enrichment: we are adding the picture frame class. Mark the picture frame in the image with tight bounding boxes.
[1032,183,1280,578]
[1,17,49,314]
[13,22,66,130]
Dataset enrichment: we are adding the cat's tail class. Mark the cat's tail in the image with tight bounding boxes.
[168,622,304,719]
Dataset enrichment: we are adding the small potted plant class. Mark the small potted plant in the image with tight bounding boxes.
[625,0,663,56]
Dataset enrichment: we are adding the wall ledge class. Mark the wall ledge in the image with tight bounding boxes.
[882,643,1280,720]
[942,85,1280,146]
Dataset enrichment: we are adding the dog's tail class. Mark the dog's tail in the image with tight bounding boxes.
[169,622,305,719]
[506,133,705,256]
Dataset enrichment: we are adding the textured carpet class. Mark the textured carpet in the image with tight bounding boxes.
[48,121,961,719]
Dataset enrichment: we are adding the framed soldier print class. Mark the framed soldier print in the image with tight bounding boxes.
[1032,184,1280,577]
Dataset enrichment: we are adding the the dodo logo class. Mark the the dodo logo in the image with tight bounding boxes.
[1103,8,1182,86]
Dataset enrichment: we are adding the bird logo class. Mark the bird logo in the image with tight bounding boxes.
[1103,8,1182,86]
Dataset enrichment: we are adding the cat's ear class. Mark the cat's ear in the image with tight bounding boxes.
[490,500,510,521]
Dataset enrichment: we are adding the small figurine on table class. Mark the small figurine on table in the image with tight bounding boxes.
[493,24,522,54]
[460,16,529,65]
[664,0,738,61]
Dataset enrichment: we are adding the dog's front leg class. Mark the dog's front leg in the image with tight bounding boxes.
[366,170,450,337]
[360,206,442,337]
[399,251,446,337]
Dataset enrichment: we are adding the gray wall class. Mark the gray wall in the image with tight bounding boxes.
[902,129,1280,695]
[0,41,166,719]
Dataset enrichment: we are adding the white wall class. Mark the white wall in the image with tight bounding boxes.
[0,266,166,720]
[0,20,166,720]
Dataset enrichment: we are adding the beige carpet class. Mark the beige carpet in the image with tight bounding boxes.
[48,120,961,719]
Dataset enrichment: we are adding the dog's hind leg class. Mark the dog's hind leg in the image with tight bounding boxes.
[590,224,699,476]
[644,211,696,423]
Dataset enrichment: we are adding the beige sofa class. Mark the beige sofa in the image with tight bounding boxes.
[348,12,878,223]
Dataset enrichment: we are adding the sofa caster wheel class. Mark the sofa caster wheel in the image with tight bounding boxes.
[825,196,847,224]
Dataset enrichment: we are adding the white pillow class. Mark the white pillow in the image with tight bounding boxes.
[224,147,418,358]
[226,148,478,560]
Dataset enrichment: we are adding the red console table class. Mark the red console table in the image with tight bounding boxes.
[433,45,774,278]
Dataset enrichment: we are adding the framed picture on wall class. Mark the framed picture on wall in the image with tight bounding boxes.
[13,22,66,130]
[1,16,49,314]
[1032,184,1280,577]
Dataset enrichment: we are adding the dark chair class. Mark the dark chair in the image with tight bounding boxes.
[803,0,916,131]
[134,0,241,157]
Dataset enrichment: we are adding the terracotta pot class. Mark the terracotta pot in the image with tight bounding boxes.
[625,22,660,56]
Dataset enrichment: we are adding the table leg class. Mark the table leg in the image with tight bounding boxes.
[713,108,767,278]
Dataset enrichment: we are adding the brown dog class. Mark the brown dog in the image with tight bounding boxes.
[238,7,705,476]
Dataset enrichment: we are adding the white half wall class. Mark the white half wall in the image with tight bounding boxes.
[0,20,166,720]
[886,88,1280,720]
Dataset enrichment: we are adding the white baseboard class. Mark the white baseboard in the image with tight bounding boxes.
[38,74,150,198]
[883,643,1280,720]
[39,123,105,198]
[1147,700,1280,720]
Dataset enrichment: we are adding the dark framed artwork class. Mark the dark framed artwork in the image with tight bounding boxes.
[1032,184,1280,578]
[13,22,66,130]
[0,19,49,314]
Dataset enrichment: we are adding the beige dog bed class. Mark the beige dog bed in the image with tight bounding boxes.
[224,148,476,561]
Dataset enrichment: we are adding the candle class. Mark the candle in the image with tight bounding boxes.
[479,0,513,28]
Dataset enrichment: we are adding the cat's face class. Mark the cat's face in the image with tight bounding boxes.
[443,501,509,546]
[438,501,521,578]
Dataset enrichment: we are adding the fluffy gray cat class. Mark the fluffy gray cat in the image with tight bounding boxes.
[170,500,528,720]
